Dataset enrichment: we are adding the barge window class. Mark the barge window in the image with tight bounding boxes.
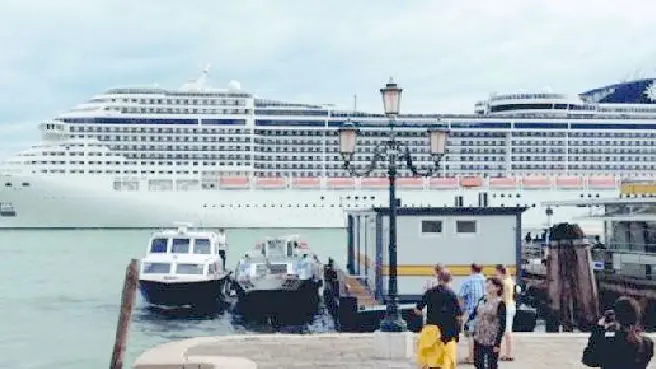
[172,238,190,253]
[456,220,477,233]
[176,263,204,274]
[150,238,168,253]
[143,262,170,274]
[193,239,211,254]
[0,202,16,217]
[421,220,443,234]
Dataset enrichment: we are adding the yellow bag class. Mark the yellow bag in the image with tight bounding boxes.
[416,324,457,369]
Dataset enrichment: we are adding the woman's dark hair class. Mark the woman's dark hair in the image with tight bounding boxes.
[613,297,644,350]
[487,277,504,297]
[438,269,452,284]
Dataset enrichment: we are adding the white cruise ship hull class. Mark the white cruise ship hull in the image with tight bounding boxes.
[0,173,614,233]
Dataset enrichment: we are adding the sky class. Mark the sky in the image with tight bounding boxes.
[1,0,656,158]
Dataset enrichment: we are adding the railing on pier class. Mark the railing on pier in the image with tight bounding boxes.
[604,242,656,254]
[591,248,655,279]
[334,267,377,307]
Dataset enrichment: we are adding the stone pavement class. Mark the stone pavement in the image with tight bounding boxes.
[134,332,656,369]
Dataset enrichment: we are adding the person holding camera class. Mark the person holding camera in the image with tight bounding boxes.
[582,296,654,369]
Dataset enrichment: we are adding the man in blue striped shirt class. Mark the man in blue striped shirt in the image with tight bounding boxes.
[458,263,486,365]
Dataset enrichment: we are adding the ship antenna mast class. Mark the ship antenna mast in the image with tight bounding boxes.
[194,63,211,89]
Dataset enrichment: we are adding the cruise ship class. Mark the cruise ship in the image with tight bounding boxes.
[1,68,655,231]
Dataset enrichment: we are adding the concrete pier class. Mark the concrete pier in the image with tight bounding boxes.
[133,332,656,368]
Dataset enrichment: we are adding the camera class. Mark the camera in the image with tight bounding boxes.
[603,309,615,325]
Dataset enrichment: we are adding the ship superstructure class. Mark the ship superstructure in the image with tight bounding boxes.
[2,68,656,231]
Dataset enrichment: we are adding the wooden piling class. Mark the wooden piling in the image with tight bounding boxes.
[110,259,139,369]
[546,224,600,332]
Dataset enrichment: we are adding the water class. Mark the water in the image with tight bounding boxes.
[0,228,346,369]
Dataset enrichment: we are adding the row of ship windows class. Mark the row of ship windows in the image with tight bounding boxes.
[509,140,656,147]
[257,130,427,138]
[514,148,656,154]
[98,147,654,158]
[74,135,251,143]
[65,126,655,147]
[64,137,656,157]
[69,125,443,138]
[509,164,656,170]
[95,98,246,106]
[36,147,656,158]
[62,125,656,139]
[116,108,249,115]
[26,156,656,169]
[511,156,656,162]
[512,132,656,138]
[75,134,656,150]
[69,126,250,134]
[195,201,606,209]
[21,156,656,169]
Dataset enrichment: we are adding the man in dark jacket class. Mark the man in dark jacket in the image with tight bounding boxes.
[414,269,463,343]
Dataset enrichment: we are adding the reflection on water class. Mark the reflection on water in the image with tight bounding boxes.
[132,302,336,340]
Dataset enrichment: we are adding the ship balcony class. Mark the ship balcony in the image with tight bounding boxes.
[39,121,69,141]
[39,121,66,133]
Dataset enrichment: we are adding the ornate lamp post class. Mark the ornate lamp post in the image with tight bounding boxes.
[338,77,449,332]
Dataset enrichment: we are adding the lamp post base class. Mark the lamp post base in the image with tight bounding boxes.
[373,330,414,359]
[379,313,407,332]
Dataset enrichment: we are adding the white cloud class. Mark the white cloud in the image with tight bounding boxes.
[1,0,656,143]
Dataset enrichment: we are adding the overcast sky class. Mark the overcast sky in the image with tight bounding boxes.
[1,0,656,158]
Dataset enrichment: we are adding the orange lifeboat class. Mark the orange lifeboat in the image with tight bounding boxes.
[587,176,616,189]
[254,176,286,189]
[460,176,483,188]
[429,177,459,189]
[489,177,517,189]
[327,177,355,189]
[291,177,320,189]
[396,177,424,189]
[521,176,551,189]
[219,176,249,189]
[361,177,389,188]
[556,175,583,189]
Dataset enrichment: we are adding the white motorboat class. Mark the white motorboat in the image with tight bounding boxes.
[232,235,323,313]
[138,223,231,309]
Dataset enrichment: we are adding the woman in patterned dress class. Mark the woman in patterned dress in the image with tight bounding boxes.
[470,277,507,369]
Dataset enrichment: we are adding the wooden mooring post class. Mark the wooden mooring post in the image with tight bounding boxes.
[110,259,139,369]
[546,223,600,332]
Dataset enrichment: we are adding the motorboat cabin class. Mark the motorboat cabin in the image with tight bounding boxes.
[232,235,323,315]
[138,223,230,309]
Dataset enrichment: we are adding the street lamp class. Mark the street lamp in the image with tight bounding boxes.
[544,206,554,259]
[338,77,449,332]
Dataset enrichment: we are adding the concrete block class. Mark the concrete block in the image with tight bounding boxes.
[372,331,414,359]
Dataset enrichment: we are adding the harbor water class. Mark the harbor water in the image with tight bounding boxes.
[0,228,345,369]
